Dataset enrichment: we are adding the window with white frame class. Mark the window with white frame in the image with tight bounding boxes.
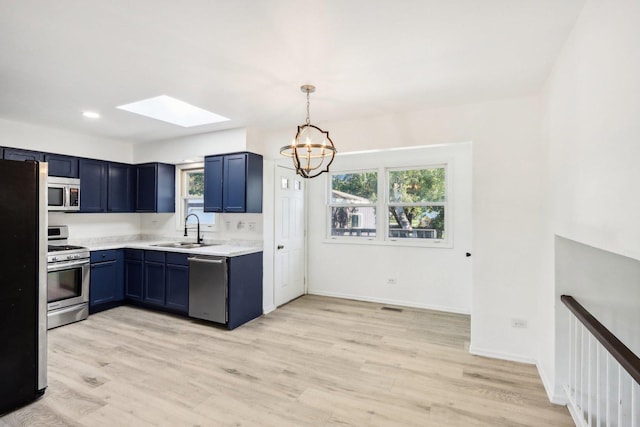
[386,166,446,241]
[328,164,448,245]
[180,166,215,226]
[329,171,378,237]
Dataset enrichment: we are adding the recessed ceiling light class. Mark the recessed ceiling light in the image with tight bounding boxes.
[82,111,100,119]
[116,95,229,127]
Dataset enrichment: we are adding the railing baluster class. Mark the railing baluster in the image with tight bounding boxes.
[618,366,623,427]
[573,319,580,412]
[580,325,585,418]
[632,378,637,427]
[596,342,600,427]
[607,353,611,427]
[570,314,574,400]
[587,334,593,427]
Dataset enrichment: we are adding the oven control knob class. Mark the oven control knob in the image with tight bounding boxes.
[51,256,58,262]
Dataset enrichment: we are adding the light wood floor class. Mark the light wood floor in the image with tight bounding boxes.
[1,295,572,426]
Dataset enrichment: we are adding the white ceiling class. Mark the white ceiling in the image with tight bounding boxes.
[0,0,585,144]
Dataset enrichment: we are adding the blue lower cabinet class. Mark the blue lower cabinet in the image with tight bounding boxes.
[166,264,189,314]
[125,249,144,301]
[165,252,189,314]
[90,250,124,313]
[227,252,263,329]
[144,262,166,306]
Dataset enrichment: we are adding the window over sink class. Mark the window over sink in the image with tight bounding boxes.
[177,164,215,229]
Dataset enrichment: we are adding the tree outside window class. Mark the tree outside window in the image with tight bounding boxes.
[387,167,446,240]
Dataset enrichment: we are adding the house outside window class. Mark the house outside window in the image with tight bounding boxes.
[329,171,378,237]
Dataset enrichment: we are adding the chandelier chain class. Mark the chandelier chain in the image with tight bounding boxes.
[305,89,311,125]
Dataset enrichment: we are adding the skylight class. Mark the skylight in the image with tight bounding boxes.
[117,95,229,127]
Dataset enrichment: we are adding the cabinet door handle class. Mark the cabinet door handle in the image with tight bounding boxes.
[277,245,284,250]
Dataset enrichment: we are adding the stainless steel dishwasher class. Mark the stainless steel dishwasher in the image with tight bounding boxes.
[188,255,228,323]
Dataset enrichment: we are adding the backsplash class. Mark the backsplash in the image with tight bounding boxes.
[49,211,263,243]
[48,212,141,239]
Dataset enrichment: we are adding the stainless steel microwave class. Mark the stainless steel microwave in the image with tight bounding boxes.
[47,177,80,211]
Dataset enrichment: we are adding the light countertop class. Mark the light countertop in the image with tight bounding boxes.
[71,238,262,257]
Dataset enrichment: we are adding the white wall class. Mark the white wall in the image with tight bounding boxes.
[133,128,247,164]
[305,143,472,314]
[258,94,547,363]
[0,117,134,163]
[539,0,640,403]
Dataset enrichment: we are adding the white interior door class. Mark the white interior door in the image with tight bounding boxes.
[274,166,306,307]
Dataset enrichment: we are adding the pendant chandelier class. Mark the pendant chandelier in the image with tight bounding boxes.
[280,84,336,178]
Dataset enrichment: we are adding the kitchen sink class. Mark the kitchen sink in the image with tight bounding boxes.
[151,242,219,249]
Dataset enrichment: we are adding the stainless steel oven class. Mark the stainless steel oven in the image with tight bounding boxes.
[47,226,89,329]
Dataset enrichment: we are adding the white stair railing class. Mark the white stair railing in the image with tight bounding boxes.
[562,295,640,427]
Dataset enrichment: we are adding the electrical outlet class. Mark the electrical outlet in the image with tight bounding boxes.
[387,278,397,285]
[237,221,245,230]
[511,319,528,329]
[225,221,231,230]
[248,221,257,232]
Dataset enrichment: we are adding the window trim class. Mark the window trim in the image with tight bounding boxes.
[325,162,452,248]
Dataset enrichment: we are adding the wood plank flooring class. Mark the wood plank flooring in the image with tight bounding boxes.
[0,295,572,426]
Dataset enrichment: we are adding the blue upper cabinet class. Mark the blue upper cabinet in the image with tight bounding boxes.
[44,153,79,178]
[4,149,80,178]
[3,148,44,162]
[80,159,135,213]
[79,158,108,212]
[135,163,175,213]
[203,156,223,212]
[204,152,262,213]
[108,162,135,212]
[223,154,247,212]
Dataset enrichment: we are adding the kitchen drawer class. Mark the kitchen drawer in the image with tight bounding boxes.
[144,250,165,263]
[166,252,189,266]
[124,248,144,261]
[91,249,119,263]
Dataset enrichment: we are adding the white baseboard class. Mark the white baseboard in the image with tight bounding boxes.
[307,290,471,315]
[469,345,537,365]
[536,361,568,405]
[263,305,276,315]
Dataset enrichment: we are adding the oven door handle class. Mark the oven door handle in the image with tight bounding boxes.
[47,259,89,272]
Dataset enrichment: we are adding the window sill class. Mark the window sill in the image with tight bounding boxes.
[322,237,453,249]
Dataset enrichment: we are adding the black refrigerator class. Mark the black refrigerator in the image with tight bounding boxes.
[0,159,48,415]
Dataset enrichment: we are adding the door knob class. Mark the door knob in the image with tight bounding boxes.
[277,245,284,250]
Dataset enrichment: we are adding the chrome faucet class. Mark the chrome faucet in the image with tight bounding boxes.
[184,213,203,244]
